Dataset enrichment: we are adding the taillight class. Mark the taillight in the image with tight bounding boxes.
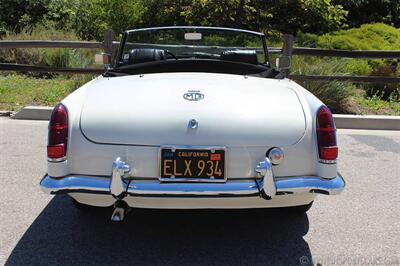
[316,106,338,161]
[47,104,68,160]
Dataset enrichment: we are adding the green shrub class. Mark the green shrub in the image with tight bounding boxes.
[299,79,353,113]
[295,32,319,47]
[345,59,372,75]
[316,23,400,50]
[296,24,400,77]
[291,56,353,113]
[296,23,400,104]
[365,64,399,101]
[43,48,70,68]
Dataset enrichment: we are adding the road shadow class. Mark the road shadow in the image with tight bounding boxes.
[6,195,312,265]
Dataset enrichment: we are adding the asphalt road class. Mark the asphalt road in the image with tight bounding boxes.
[0,117,399,265]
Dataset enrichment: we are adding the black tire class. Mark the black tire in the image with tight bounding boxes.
[71,197,99,211]
[281,201,313,215]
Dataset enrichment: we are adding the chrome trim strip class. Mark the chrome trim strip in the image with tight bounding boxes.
[275,174,345,195]
[47,156,67,162]
[159,178,226,183]
[40,175,110,194]
[129,181,258,195]
[126,26,265,36]
[319,159,337,164]
[40,174,345,197]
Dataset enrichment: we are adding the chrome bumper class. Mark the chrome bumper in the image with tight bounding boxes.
[40,159,345,198]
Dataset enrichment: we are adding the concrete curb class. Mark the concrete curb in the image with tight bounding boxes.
[11,106,53,120]
[10,106,400,130]
[333,114,400,130]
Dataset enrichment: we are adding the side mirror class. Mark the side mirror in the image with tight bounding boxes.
[94,53,111,65]
[276,56,291,70]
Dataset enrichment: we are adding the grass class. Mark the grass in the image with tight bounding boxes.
[0,24,398,115]
[354,94,400,116]
[1,72,398,116]
[288,55,399,115]
[0,73,94,111]
[0,26,101,68]
[0,26,100,111]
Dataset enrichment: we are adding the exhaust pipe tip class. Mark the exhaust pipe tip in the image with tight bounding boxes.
[111,200,129,222]
[111,208,124,221]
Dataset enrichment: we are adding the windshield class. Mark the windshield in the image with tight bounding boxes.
[118,27,268,66]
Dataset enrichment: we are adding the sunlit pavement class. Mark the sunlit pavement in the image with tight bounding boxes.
[0,118,399,265]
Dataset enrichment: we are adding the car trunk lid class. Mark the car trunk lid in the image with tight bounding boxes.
[80,73,306,147]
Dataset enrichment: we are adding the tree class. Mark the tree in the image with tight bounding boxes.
[45,0,80,30]
[1,0,351,40]
[70,0,349,40]
[181,0,347,35]
[73,0,147,40]
[0,0,50,33]
[332,0,400,28]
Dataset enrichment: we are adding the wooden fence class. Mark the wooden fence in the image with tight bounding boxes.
[0,30,399,83]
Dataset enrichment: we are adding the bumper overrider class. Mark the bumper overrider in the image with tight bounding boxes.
[41,158,345,199]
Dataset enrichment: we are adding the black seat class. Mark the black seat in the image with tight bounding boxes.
[128,49,166,64]
[220,50,258,65]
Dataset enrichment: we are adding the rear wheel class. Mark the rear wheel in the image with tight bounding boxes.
[71,197,100,211]
[281,201,313,215]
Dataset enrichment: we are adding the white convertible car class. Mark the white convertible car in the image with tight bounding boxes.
[40,26,345,221]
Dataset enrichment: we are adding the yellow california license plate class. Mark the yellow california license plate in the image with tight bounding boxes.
[160,148,225,180]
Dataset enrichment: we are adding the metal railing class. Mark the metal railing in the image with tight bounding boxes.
[0,30,399,83]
